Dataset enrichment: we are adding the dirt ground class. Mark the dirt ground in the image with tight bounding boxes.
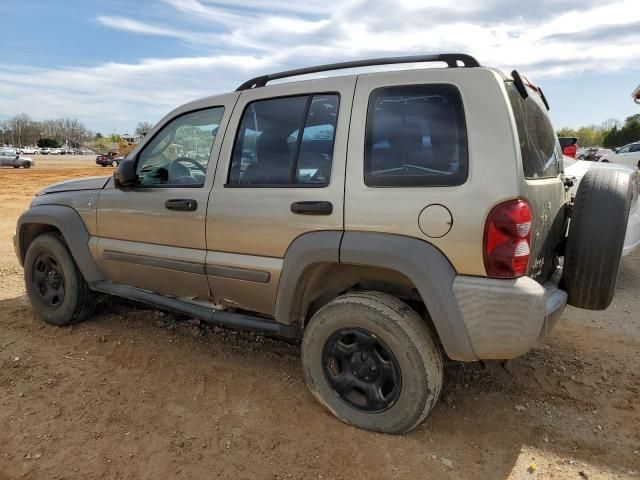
[1,157,639,480]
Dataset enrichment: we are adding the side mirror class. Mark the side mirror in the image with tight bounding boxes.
[114,157,137,188]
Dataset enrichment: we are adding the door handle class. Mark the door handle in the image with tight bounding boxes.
[290,201,333,215]
[165,199,198,211]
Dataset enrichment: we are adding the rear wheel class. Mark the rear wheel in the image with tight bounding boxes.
[24,233,97,325]
[302,291,443,434]
[13,165,20,168]
[562,169,633,309]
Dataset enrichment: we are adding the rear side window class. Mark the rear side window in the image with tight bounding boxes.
[365,84,468,187]
[228,94,339,187]
[507,83,560,179]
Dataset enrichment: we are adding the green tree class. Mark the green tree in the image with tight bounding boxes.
[37,138,61,148]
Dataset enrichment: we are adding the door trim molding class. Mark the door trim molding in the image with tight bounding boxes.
[103,250,205,275]
[205,265,270,283]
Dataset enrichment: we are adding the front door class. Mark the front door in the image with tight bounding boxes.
[96,95,237,299]
[615,143,640,167]
[205,77,356,316]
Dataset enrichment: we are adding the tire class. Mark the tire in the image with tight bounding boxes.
[24,233,97,326]
[562,169,633,310]
[301,291,443,434]
[13,165,20,168]
[22,161,31,168]
[112,160,118,167]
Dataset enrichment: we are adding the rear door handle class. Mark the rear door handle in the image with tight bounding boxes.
[290,201,333,215]
[165,199,198,211]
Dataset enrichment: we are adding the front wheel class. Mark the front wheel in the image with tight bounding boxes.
[24,233,97,325]
[301,291,443,434]
[111,160,118,167]
[22,161,31,168]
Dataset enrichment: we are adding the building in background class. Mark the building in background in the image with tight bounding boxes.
[119,133,141,145]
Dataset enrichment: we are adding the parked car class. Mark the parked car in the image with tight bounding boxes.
[592,147,614,161]
[20,147,39,155]
[576,147,589,159]
[96,153,121,167]
[0,148,35,168]
[39,148,50,155]
[13,54,635,434]
[564,157,640,255]
[558,136,578,158]
[599,141,640,168]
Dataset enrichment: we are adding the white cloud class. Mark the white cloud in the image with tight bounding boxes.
[1,0,638,132]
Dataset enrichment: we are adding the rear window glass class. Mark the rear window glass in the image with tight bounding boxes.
[507,83,561,179]
[365,84,468,187]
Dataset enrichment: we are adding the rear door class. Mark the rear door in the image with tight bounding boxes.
[506,82,567,282]
[206,77,356,316]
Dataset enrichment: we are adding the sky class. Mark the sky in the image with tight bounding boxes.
[0,0,639,134]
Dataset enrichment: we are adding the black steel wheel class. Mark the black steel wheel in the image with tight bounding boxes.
[32,253,66,308]
[302,291,443,434]
[322,328,401,413]
[24,233,97,325]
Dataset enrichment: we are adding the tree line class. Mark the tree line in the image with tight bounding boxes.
[557,114,640,148]
[0,114,92,148]
[0,114,154,150]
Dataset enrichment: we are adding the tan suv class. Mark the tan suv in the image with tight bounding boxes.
[14,54,634,433]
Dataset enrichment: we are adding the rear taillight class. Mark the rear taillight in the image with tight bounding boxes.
[483,199,532,278]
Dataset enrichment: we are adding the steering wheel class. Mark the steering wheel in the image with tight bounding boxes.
[168,156,207,179]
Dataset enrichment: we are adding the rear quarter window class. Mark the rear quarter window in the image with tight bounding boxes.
[506,83,561,179]
[364,84,468,187]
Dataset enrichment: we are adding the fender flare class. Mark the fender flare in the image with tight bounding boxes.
[275,231,342,326]
[16,205,105,283]
[276,231,476,361]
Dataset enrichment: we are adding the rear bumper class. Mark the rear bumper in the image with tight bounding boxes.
[452,271,567,360]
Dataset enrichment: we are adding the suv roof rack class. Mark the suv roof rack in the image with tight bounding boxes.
[236,53,480,91]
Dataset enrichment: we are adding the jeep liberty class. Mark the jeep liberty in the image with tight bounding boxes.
[15,54,634,433]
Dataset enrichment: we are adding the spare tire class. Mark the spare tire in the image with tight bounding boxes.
[562,168,633,310]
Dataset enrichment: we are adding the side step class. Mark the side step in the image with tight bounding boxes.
[92,282,300,338]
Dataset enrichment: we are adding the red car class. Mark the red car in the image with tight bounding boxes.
[96,154,121,167]
[559,136,578,158]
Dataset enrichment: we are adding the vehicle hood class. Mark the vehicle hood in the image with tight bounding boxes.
[36,176,110,195]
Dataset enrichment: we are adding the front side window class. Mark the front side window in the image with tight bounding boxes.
[228,94,339,186]
[136,107,224,187]
[630,144,640,153]
[506,84,560,179]
[365,84,468,187]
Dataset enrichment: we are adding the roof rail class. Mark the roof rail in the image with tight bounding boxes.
[236,53,480,91]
